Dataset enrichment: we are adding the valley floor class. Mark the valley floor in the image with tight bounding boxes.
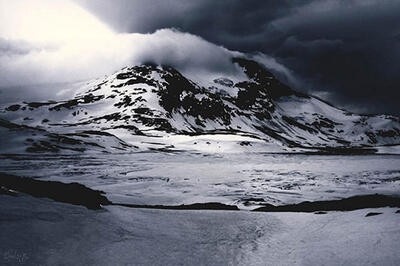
[1,152,400,265]
[1,153,399,209]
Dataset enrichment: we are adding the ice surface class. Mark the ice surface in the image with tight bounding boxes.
[1,194,399,265]
[1,153,399,209]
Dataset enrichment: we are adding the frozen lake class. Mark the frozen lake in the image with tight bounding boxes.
[1,153,400,265]
[1,193,400,266]
[1,152,399,209]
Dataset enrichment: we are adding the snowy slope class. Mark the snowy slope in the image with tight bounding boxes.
[1,193,400,266]
[0,119,136,154]
[1,57,399,153]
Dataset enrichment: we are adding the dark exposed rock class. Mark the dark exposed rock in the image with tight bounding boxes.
[232,57,308,100]
[81,130,114,137]
[48,94,104,111]
[0,173,111,210]
[157,66,232,125]
[25,101,56,108]
[133,107,153,115]
[0,186,18,196]
[26,141,60,153]
[93,113,124,122]
[232,57,275,83]
[377,129,400,138]
[158,66,198,112]
[112,125,144,135]
[253,194,400,212]
[133,116,175,132]
[334,139,351,146]
[235,81,262,109]
[365,132,378,144]
[113,202,239,211]
[112,76,157,88]
[114,95,134,108]
[213,78,234,87]
[5,104,21,111]
[306,147,377,155]
[311,117,340,129]
[0,173,238,211]
[282,116,317,134]
[241,197,265,206]
[254,125,300,147]
[116,72,134,80]
[0,119,46,133]
[239,141,252,146]
[365,212,382,217]
[243,197,265,202]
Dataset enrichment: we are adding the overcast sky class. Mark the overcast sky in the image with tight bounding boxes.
[1,0,399,116]
[75,0,400,116]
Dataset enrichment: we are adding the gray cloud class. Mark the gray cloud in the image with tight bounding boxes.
[0,0,293,103]
[0,28,243,88]
[76,0,400,115]
[0,38,42,56]
[0,27,259,103]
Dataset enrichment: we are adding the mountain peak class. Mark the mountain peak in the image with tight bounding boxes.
[1,58,399,154]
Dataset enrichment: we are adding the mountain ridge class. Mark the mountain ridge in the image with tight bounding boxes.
[1,57,399,154]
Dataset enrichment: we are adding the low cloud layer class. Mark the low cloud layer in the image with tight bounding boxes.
[76,0,400,115]
[0,0,239,87]
[0,28,240,88]
[0,0,296,105]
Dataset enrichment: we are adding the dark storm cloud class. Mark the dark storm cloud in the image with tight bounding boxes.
[0,38,37,56]
[76,0,400,115]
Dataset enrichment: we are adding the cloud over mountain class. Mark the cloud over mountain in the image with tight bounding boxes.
[75,0,400,115]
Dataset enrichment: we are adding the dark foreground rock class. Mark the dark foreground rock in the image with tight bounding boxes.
[365,212,382,217]
[0,186,18,196]
[0,173,238,211]
[113,202,239,211]
[253,194,400,212]
[0,173,111,210]
[2,172,400,213]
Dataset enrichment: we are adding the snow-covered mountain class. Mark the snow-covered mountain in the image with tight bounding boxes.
[1,57,400,153]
